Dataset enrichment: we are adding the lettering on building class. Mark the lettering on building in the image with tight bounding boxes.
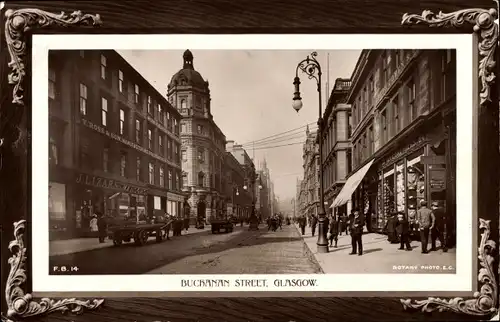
[76,173,148,195]
[381,135,428,169]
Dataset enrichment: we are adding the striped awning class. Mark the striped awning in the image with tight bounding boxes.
[330,159,375,208]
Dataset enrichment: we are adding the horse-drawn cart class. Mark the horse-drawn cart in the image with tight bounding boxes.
[108,220,172,246]
[210,219,234,234]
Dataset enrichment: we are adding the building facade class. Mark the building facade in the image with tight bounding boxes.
[320,78,352,215]
[224,144,253,220]
[49,50,184,240]
[256,159,272,220]
[345,49,456,235]
[300,126,320,219]
[167,50,229,225]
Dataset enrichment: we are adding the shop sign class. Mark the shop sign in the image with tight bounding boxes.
[76,173,148,195]
[81,119,175,167]
[381,135,427,168]
[421,156,446,165]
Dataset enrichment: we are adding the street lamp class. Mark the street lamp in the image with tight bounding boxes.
[293,51,329,253]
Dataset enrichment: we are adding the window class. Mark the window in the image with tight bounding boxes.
[176,173,180,190]
[167,139,172,160]
[158,104,164,124]
[180,99,187,109]
[368,76,374,105]
[103,148,109,172]
[393,95,399,134]
[181,150,187,162]
[198,148,204,162]
[368,126,374,155]
[160,166,165,187]
[135,119,142,144]
[49,68,56,99]
[441,49,453,101]
[136,157,141,181]
[167,112,171,131]
[80,141,91,169]
[198,172,204,187]
[135,85,140,104]
[158,135,164,156]
[197,124,203,134]
[174,119,179,135]
[181,123,187,133]
[183,174,188,187]
[381,109,387,144]
[101,97,108,126]
[407,79,417,122]
[148,129,153,150]
[118,70,124,93]
[149,162,155,184]
[168,170,173,189]
[100,55,107,80]
[120,152,127,177]
[382,52,389,86]
[49,137,58,165]
[174,144,179,163]
[352,104,357,128]
[119,109,125,135]
[79,83,87,115]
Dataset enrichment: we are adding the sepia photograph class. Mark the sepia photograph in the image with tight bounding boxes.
[32,34,472,293]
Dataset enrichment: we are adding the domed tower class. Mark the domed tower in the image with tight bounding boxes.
[167,50,212,119]
[166,50,217,225]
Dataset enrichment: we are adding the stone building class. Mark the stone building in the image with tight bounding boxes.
[299,126,320,219]
[48,50,184,240]
[319,78,352,215]
[224,146,253,220]
[167,50,228,224]
[332,49,456,236]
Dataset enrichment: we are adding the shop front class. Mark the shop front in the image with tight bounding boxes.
[74,172,148,237]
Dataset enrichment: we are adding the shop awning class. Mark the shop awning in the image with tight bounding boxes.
[330,159,375,208]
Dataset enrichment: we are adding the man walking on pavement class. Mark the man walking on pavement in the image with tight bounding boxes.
[430,201,448,252]
[416,200,435,254]
[349,208,364,256]
[299,215,306,235]
[310,214,318,237]
[396,211,412,251]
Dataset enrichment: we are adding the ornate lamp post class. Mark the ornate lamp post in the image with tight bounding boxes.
[293,51,329,253]
[245,173,262,230]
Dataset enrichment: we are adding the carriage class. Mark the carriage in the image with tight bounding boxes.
[210,219,234,234]
[108,219,173,246]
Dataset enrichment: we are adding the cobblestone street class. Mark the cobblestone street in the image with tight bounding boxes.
[49,224,322,275]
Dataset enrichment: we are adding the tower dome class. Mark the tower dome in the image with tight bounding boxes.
[168,49,207,89]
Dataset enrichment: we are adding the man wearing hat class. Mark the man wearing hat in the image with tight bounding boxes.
[415,200,435,254]
[431,201,448,252]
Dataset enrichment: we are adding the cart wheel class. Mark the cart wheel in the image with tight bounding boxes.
[138,230,148,246]
[156,230,163,242]
[113,238,122,246]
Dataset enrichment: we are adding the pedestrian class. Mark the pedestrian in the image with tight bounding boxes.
[328,214,340,247]
[416,200,435,254]
[310,214,318,236]
[342,213,349,236]
[278,215,283,230]
[97,212,107,243]
[183,217,190,232]
[385,213,398,243]
[349,208,364,256]
[430,201,448,252]
[396,212,412,251]
[90,215,98,234]
[299,215,306,235]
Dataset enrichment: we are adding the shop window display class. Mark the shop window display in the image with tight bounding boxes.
[395,160,406,212]
[406,149,425,226]
[383,167,395,224]
[376,173,384,230]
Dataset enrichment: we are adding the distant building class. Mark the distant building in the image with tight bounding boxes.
[333,49,456,234]
[256,158,272,221]
[299,126,320,219]
[320,78,352,216]
[48,50,184,240]
[167,50,228,224]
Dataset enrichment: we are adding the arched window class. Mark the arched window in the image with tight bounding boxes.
[180,99,187,110]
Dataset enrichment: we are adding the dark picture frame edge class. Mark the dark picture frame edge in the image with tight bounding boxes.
[0,2,498,321]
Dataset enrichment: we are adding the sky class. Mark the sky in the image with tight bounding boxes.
[118,49,360,200]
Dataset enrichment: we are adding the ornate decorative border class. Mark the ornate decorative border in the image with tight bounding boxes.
[400,6,499,318]
[0,4,498,322]
[2,8,104,321]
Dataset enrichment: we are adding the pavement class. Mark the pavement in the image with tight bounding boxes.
[49,224,322,275]
[49,225,212,256]
[295,224,456,274]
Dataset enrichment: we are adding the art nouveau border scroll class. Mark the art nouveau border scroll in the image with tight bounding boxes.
[400,5,499,319]
[0,4,498,322]
[1,8,104,322]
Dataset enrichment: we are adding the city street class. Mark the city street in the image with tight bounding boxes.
[49,224,322,275]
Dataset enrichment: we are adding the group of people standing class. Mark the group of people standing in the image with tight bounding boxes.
[296,199,449,256]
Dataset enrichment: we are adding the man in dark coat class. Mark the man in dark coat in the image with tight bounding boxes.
[310,214,318,236]
[97,212,107,243]
[431,201,448,252]
[328,214,340,247]
[349,208,364,256]
[396,212,412,251]
[416,200,435,254]
[299,215,307,235]
[385,213,398,243]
